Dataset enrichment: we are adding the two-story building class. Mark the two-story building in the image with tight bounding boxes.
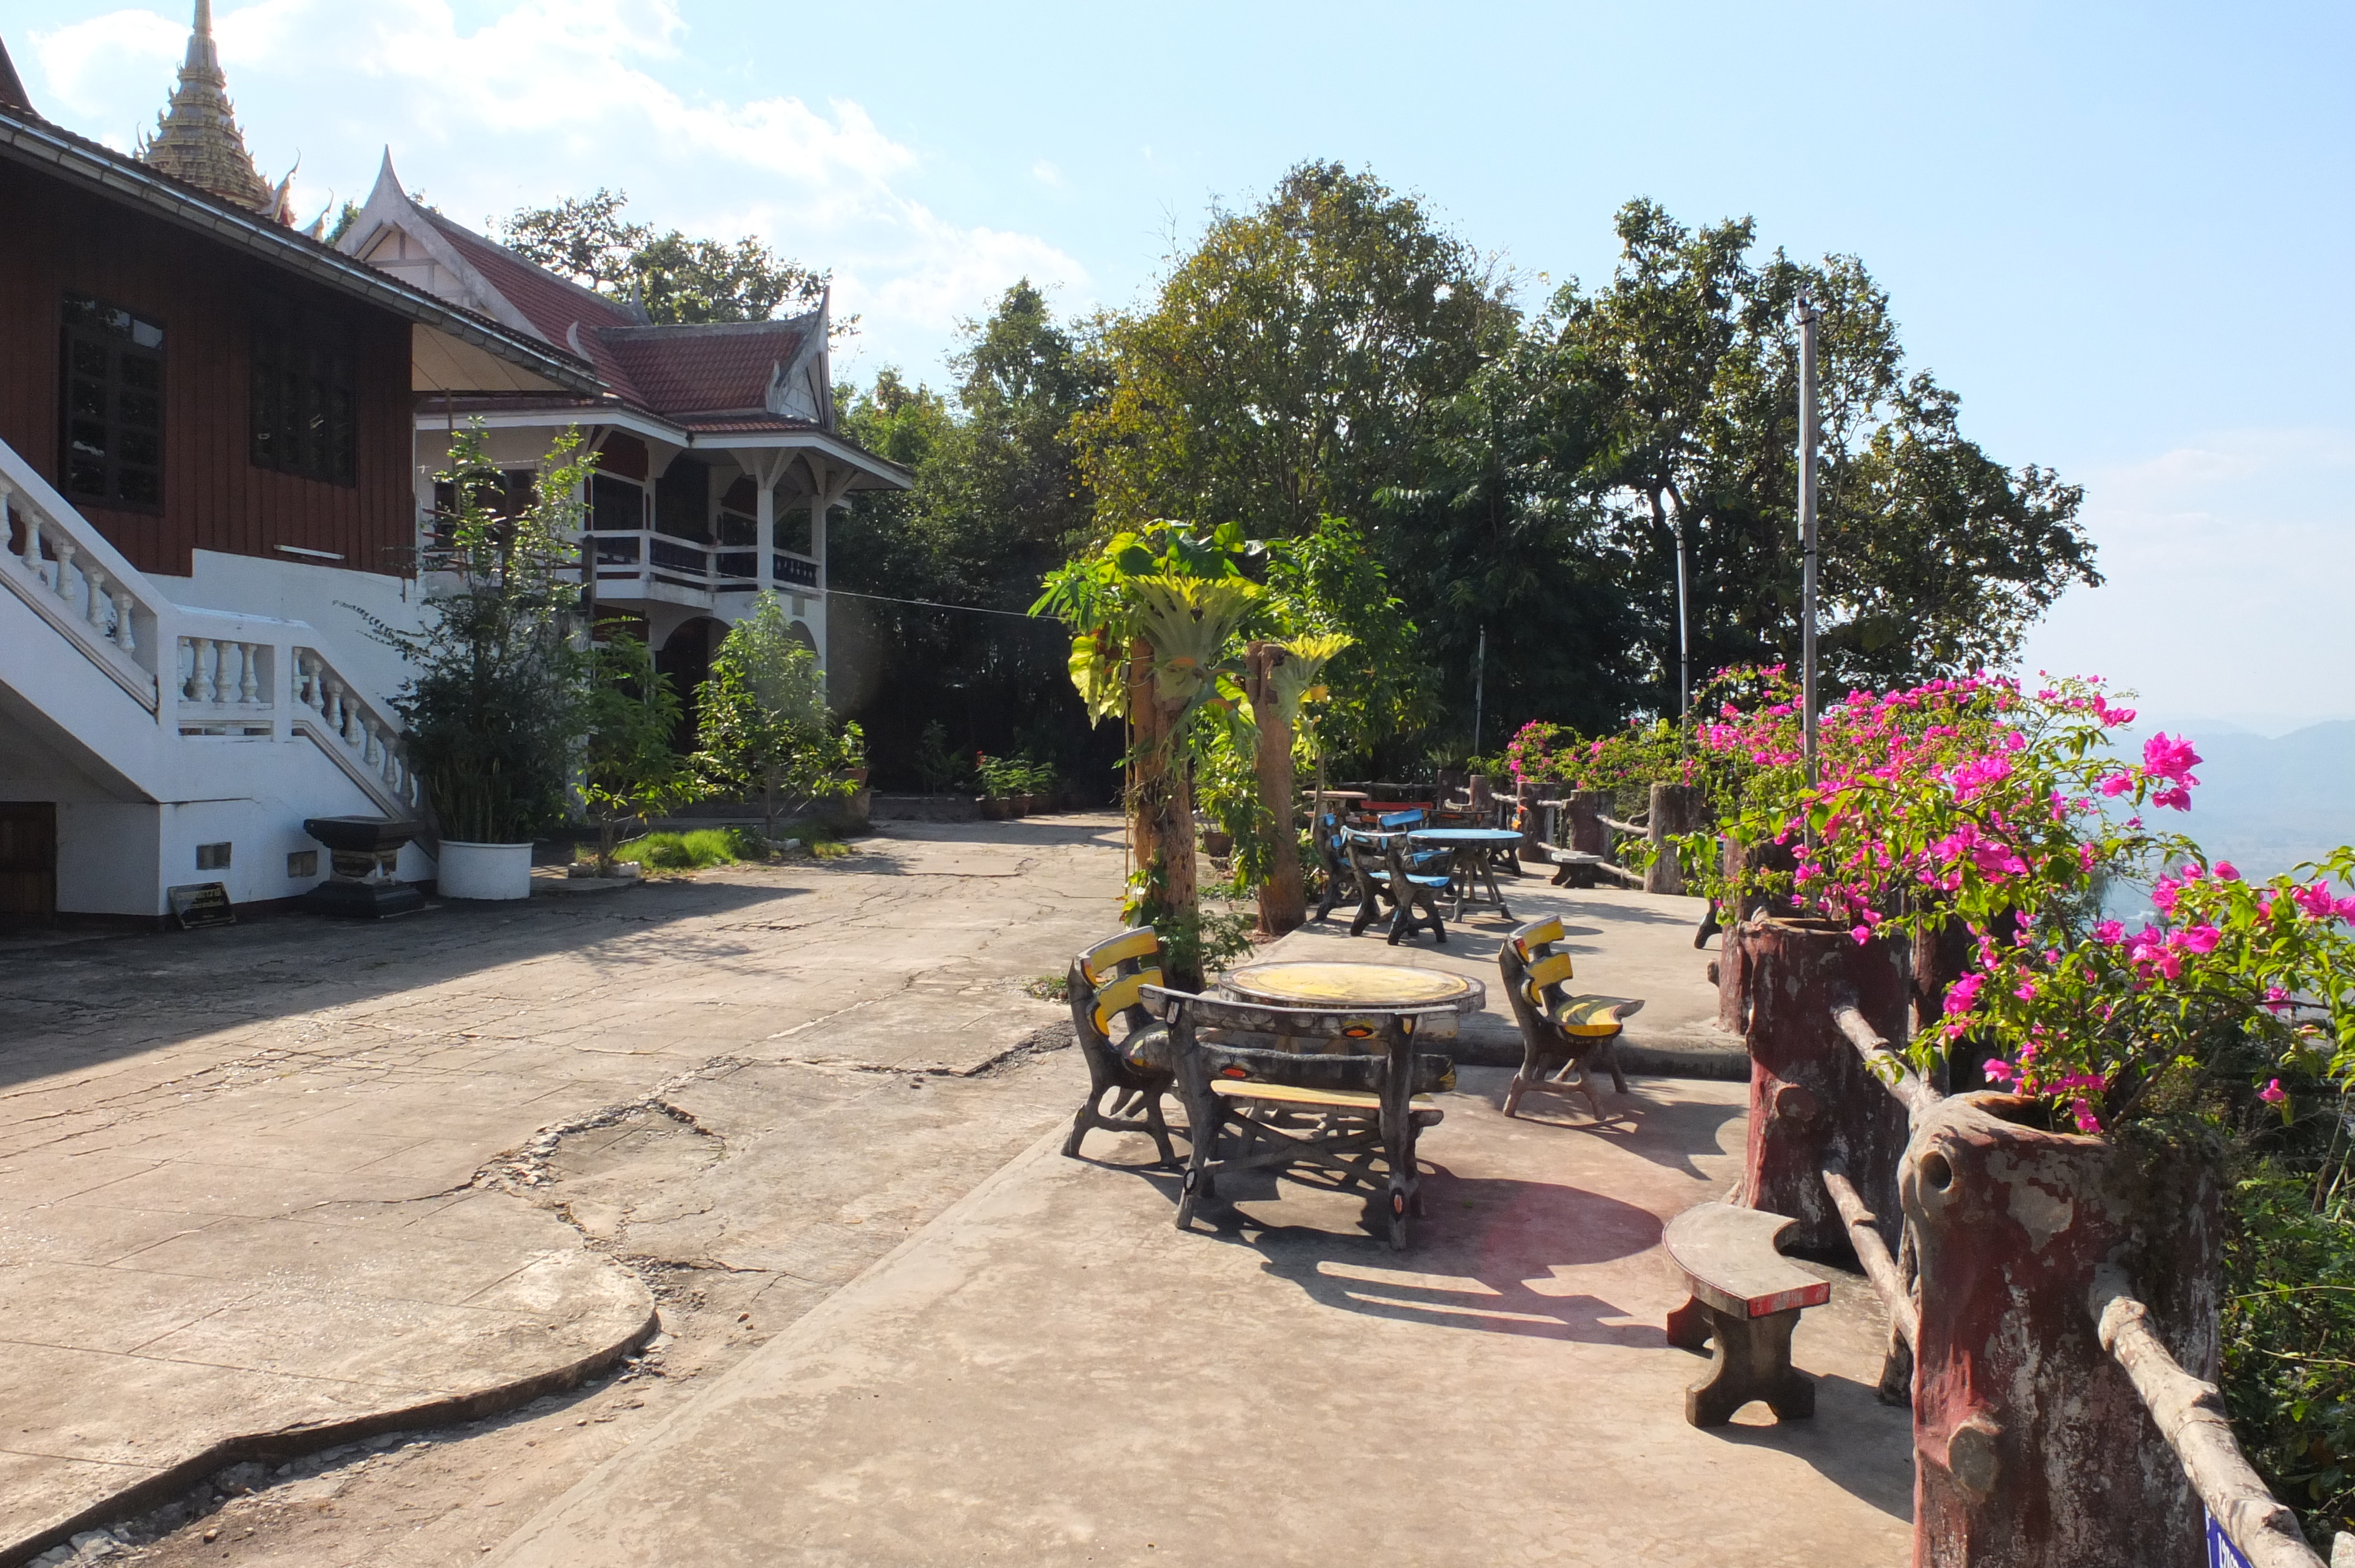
[0,6,903,923]
[334,158,908,715]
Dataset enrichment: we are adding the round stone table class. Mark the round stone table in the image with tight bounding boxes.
[1220,961,1485,1016]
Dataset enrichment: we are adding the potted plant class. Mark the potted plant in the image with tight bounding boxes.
[579,630,699,878]
[366,426,591,900]
[692,593,861,844]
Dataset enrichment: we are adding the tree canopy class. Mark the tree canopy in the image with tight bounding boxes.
[502,188,844,329]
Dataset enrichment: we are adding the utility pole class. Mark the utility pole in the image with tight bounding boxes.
[1669,490,1690,720]
[1471,624,1487,757]
[1797,294,1821,785]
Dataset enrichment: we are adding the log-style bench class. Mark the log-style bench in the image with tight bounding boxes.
[1663,1202,1829,1427]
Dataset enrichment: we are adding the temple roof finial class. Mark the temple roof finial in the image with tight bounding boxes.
[139,0,290,222]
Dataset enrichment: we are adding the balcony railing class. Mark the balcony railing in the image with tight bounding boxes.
[579,529,818,596]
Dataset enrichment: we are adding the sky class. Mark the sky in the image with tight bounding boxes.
[5,0,2350,732]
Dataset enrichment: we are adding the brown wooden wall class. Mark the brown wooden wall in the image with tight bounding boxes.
[0,160,415,579]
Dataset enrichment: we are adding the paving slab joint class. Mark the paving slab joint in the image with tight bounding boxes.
[0,1303,661,1568]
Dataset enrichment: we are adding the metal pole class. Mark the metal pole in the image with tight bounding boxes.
[1471,623,1487,757]
[1671,494,1690,719]
[1797,294,1820,786]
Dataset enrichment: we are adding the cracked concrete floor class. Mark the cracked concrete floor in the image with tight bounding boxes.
[0,815,1126,1565]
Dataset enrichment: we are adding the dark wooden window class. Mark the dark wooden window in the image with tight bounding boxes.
[60,294,165,510]
[250,300,357,485]
[654,459,711,543]
[590,473,645,533]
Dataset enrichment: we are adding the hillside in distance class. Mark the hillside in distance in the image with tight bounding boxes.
[2161,720,2355,881]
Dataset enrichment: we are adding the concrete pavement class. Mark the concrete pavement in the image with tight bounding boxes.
[487,1066,1909,1567]
[0,815,1130,1562]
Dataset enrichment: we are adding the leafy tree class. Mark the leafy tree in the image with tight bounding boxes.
[1554,201,2099,706]
[1073,161,1515,541]
[501,188,847,330]
[363,426,589,843]
[825,283,1110,790]
[693,594,863,839]
[581,631,699,873]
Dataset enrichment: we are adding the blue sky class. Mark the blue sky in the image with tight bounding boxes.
[6,0,2349,729]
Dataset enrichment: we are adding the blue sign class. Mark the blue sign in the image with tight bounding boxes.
[2207,1508,2254,1568]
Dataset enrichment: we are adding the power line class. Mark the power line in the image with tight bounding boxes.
[827,587,1056,623]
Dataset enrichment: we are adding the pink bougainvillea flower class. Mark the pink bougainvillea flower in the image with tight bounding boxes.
[1943,974,1983,1015]
[1850,925,1872,945]
[2151,785,2193,812]
[2071,1097,2102,1134]
[1982,1058,2017,1084]
[2098,772,2135,798]
[2094,920,2125,944]
[2181,925,2221,955]
[2258,1079,2287,1106]
[2264,985,2292,1012]
[2214,861,2241,881]
[2293,882,2337,919]
[2142,732,2203,783]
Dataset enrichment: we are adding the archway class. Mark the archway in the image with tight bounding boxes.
[656,616,726,753]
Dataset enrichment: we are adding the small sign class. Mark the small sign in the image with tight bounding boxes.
[2207,1509,2255,1568]
[167,882,236,929]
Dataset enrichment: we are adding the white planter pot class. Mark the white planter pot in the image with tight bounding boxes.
[436,841,535,901]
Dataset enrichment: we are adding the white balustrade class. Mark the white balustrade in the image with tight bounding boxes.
[294,649,417,812]
[0,470,156,700]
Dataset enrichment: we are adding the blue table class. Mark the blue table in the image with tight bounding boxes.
[1407,827,1523,919]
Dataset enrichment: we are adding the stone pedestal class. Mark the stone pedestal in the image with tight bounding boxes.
[300,816,425,919]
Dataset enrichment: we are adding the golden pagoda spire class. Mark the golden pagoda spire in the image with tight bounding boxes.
[137,0,294,223]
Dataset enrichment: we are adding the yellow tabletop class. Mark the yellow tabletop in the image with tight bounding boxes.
[1222,961,1479,1011]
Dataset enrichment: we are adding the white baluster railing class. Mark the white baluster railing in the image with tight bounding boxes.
[293,647,418,813]
[174,624,278,736]
[0,467,161,710]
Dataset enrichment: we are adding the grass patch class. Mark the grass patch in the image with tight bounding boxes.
[623,828,752,870]
[1023,974,1069,1001]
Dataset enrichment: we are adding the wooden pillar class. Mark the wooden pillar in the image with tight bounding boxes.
[1644,781,1703,895]
[1905,1095,2219,1567]
[1735,916,1910,1256]
[1245,642,1305,937]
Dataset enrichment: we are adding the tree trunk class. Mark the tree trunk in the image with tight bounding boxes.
[1246,642,1305,938]
[1127,637,1201,989]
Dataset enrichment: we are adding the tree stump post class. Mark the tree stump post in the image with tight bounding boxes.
[1735,917,1911,1256]
[1903,1095,2220,1567]
[1645,781,1703,895]
[1565,790,1608,856]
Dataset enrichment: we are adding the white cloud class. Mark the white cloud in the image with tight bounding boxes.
[25,0,1087,374]
[2014,426,2355,724]
[1031,159,1063,187]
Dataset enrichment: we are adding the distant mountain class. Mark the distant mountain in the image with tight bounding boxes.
[2163,720,2355,880]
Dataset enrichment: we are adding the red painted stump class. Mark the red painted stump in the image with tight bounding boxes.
[1903,1093,2220,1567]
[1735,917,1912,1258]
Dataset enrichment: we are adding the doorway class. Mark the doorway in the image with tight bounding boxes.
[0,803,58,923]
[656,617,726,753]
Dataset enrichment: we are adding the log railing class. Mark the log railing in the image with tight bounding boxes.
[1733,915,2347,1568]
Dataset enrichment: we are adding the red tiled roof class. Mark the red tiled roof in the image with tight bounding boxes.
[672,413,821,433]
[596,320,811,417]
[426,215,651,404]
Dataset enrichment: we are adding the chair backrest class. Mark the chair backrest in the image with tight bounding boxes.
[1140,985,1458,1095]
[1070,926,1164,1044]
[1377,808,1428,830]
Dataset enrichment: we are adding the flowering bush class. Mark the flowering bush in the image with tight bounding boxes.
[1694,669,2355,1131]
